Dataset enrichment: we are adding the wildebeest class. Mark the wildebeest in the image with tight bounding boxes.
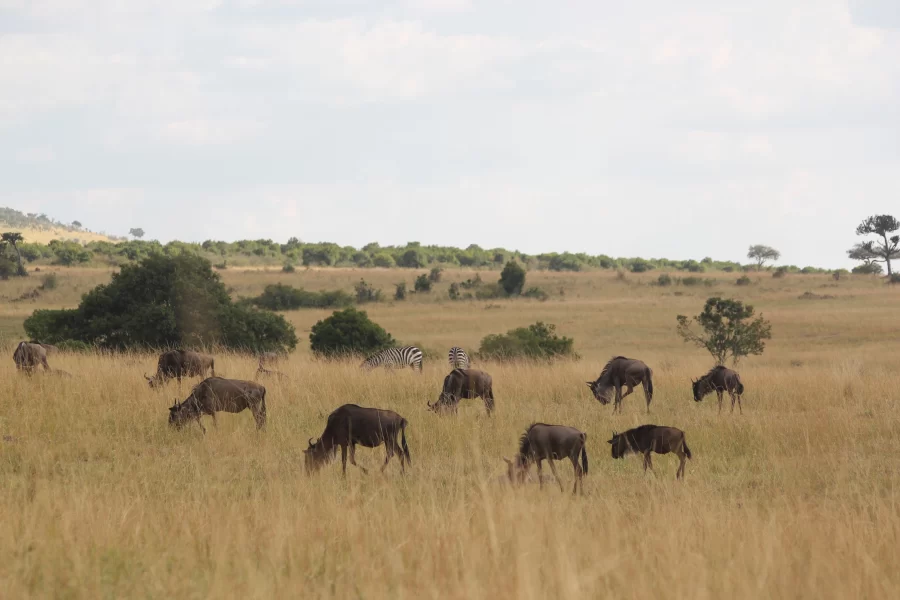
[13,341,51,374]
[504,423,588,495]
[33,341,59,355]
[586,356,654,413]
[258,350,287,366]
[608,425,692,479]
[168,377,266,433]
[145,349,216,388]
[304,404,410,476]
[428,368,495,415]
[692,365,745,414]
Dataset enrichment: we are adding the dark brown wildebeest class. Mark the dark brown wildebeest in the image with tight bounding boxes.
[145,349,216,388]
[168,377,266,433]
[13,341,51,374]
[608,425,692,479]
[304,404,410,477]
[692,365,745,414]
[504,423,588,495]
[428,368,495,415]
[586,356,654,413]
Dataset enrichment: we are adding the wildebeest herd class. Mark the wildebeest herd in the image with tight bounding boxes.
[12,340,747,492]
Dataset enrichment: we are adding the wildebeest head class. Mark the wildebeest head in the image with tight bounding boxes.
[145,373,163,389]
[303,438,333,474]
[586,380,611,405]
[168,398,197,430]
[427,392,457,414]
[691,378,705,402]
[503,455,529,484]
[608,431,629,459]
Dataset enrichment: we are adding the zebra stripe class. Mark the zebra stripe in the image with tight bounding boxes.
[361,346,424,372]
[448,347,470,369]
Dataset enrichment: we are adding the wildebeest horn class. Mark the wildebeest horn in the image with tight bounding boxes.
[585,381,593,387]
[503,457,512,465]
[308,437,316,446]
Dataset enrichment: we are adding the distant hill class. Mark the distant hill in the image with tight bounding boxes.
[0,206,124,244]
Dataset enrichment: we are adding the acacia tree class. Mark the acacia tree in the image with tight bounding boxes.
[747,245,780,271]
[129,227,145,239]
[855,215,899,277]
[0,232,27,276]
[676,297,772,365]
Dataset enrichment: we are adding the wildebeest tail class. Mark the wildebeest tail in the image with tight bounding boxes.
[580,446,589,475]
[735,377,745,396]
[683,438,692,460]
[646,368,654,400]
[401,420,411,465]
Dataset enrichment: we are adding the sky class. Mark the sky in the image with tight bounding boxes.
[1,0,899,267]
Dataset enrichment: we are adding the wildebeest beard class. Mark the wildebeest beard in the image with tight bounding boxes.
[168,397,199,429]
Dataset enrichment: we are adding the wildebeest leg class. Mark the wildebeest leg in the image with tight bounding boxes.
[381,441,396,473]
[677,452,686,479]
[547,460,564,493]
[340,445,350,476]
[717,391,724,413]
[729,391,736,414]
[613,378,623,413]
[536,460,544,489]
[483,389,495,415]
[252,394,267,430]
[41,356,51,371]
[643,451,653,473]
[737,393,743,415]
[349,444,369,474]
[196,415,206,435]
[569,456,582,495]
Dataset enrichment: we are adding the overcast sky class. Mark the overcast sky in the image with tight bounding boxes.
[2,0,898,267]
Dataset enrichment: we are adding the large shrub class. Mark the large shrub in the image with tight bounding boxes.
[309,307,396,358]
[477,322,575,361]
[23,253,297,353]
[250,283,352,310]
[499,261,526,296]
[676,297,772,365]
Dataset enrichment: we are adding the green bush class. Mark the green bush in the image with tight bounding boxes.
[681,276,703,287]
[448,282,461,301]
[548,253,582,272]
[630,259,652,273]
[852,263,882,275]
[772,267,787,278]
[460,274,483,289]
[40,272,58,290]
[57,339,92,353]
[477,322,575,361]
[475,282,505,300]
[889,274,900,285]
[372,253,395,268]
[354,279,383,303]
[394,282,407,301]
[736,275,752,286]
[282,262,296,273]
[23,253,297,353]
[657,273,673,286]
[414,274,432,293]
[428,267,443,283]
[499,261,526,296]
[49,240,91,266]
[250,283,353,310]
[309,307,396,358]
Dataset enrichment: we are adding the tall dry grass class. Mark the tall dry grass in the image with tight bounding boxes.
[1,268,899,598]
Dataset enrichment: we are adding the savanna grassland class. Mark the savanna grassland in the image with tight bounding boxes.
[1,266,899,598]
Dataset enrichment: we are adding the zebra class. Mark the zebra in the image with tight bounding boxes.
[448,347,470,370]
[361,346,424,373]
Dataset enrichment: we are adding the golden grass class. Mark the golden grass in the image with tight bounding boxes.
[1,225,120,245]
[1,268,899,598]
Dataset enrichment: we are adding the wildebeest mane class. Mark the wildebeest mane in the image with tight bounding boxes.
[699,365,727,382]
[597,356,630,381]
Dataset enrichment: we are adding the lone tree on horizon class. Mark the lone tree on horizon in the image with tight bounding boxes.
[854,214,899,277]
[747,245,780,271]
[677,297,772,366]
[129,227,145,239]
[1,231,27,276]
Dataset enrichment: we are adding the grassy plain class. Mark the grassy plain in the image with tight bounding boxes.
[1,266,899,598]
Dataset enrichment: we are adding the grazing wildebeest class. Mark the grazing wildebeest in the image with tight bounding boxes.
[33,342,60,355]
[504,423,588,495]
[304,404,410,477]
[145,349,216,388]
[168,377,266,433]
[428,368,495,415]
[608,425,692,479]
[586,356,654,413]
[13,341,51,374]
[692,365,745,414]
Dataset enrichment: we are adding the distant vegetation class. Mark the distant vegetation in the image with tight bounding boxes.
[23,254,297,353]
[309,307,396,358]
[477,322,576,361]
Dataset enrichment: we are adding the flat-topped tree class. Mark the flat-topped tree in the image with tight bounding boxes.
[855,215,899,277]
[1,232,26,276]
[747,245,780,271]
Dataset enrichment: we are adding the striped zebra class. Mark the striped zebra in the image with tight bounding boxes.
[448,346,470,370]
[361,346,424,373]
